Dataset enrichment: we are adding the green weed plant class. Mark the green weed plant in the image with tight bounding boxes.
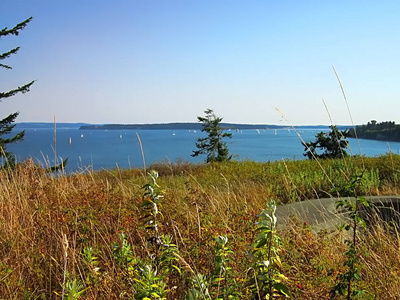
[247,200,290,299]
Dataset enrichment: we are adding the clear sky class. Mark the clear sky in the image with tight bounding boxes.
[1,1,400,125]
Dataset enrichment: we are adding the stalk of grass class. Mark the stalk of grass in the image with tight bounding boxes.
[54,115,57,170]
[61,233,69,299]
[136,132,146,174]
[332,66,363,161]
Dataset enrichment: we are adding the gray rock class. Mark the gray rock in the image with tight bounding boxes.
[276,196,400,231]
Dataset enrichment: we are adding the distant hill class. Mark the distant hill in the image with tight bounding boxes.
[16,122,89,129]
[15,122,350,131]
[79,123,290,130]
[349,121,400,142]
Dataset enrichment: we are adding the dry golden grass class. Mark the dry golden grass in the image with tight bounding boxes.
[0,155,398,298]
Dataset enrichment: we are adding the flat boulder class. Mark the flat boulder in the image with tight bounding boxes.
[276,196,400,231]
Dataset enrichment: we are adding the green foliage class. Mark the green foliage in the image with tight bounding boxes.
[64,279,87,300]
[82,246,100,283]
[137,172,181,297]
[141,170,165,264]
[131,235,180,299]
[248,200,290,299]
[330,174,371,299]
[0,17,34,167]
[112,236,180,299]
[303,125,350,160]
[192,109,233,163]
[186,234,241,299]
[158,234,181,276]
[134,264,167,300]
[187,273,211,300]
[111,172,181,299]
[46,157,69,173]
[211,235,234,299]
[56,279,87,300]
[351,120,400,142]
[210,235,240,299]
[112,233,136,269]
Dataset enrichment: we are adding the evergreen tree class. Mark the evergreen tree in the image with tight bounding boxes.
[0,17,34,167]
[302,125,350,159]
[191,109,232,163]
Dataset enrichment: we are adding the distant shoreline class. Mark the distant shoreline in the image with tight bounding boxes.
[349,121,400,142]
[78,123,348,131]
[15,122,351,131]
[79,123,287,130]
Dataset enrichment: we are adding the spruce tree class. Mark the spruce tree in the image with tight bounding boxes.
[192,109,232,163]
[0,17,34,167]
[302,125,350,159]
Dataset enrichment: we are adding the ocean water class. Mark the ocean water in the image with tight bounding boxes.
[7,124,400,173]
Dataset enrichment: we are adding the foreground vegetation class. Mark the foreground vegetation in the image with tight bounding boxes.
[0,154,400,299]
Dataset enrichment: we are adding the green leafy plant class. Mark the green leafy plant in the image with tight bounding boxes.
[55,278,87,300]
[112,171,182,299]
[186,235,240,300]
[330,174,371,299]
[141,170,165,265]
[112,232,139,288]
[82,246,100,283]
[133,264,167,300]
[132,235,181,299]
[137,172,181,298]
[112,233,135,269]
[187,273,211,300]
[158,234,181,276]
[247,200,290,299]
[211,235,240,299]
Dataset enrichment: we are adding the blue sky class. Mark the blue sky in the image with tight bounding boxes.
[1,1,400,125]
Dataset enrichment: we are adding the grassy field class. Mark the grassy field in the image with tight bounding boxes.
[0,154,400,299]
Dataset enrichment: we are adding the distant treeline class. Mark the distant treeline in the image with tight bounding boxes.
[350,120,400,142]
[79,123,291,130]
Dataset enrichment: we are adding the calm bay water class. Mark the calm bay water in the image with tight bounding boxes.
[8,124,400,173]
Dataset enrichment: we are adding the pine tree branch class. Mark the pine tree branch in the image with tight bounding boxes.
[0,112,19,134]
[0,47,20,61]
[0,64,12,69]
[0,130,25,145]
[0,17,33,167]
[0,81,35,100]
[0,17,33,37]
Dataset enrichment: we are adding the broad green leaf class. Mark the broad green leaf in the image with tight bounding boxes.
[273,282,291,297]
[254,238,268,248]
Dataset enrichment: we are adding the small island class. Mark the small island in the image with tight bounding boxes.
[350,120,400,142]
